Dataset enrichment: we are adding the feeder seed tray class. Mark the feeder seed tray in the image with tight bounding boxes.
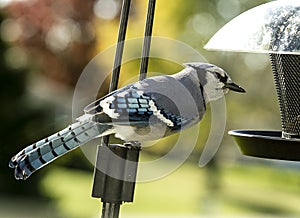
[229,130,300,161]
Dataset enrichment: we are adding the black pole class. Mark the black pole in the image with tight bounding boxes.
[139,0,156,80]
[92,1,157,218]
[92,143,141,218]
[92,0,131,217]
[109,0,131,92]
[101,203,120,218]
[101,0,131,147]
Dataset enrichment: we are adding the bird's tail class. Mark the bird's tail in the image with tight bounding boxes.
[9,119,113,180]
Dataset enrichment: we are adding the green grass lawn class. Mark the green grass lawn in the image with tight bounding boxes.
[34,155,300,218]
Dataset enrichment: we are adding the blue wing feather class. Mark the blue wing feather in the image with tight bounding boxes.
[84,85,189,130]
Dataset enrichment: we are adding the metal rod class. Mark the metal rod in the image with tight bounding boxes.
[109,0,131,92]
[102,0,131,150]
[139,0,156,80]
[99,1,131,218]
[95,1,156,218]
[101,203,120,218]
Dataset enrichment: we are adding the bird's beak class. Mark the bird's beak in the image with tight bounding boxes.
[224,82,246,93]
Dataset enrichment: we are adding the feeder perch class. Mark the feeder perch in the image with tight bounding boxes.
[205,0,300,161]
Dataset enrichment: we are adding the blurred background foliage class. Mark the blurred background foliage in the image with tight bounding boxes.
[0,0,300,217]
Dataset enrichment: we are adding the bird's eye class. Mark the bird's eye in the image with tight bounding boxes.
[215,72,228,83]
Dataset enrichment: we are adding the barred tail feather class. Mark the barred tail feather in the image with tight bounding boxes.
[9,121,85,168]
[9,121,113,180]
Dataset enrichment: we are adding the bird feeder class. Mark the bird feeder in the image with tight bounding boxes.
[205,0,300,161]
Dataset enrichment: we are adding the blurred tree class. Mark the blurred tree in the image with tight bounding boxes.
[0,0,99,197]
[2,0,100,172]
[0,12,55,196]
[6,0,97,87]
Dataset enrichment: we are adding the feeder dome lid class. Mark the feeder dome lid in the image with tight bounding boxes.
[205,0,300,55]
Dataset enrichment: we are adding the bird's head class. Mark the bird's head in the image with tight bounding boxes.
[184,62,245,102]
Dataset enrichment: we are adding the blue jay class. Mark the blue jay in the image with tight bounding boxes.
[9,62,245,180]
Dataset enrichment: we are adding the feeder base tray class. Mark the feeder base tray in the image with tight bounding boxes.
[229,130,300,161]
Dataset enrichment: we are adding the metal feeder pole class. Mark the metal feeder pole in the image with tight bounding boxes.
[139,0,156,80]
[91,0,157,217]
[92,0,131,217]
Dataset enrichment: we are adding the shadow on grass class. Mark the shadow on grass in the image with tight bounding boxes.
[225,195,294,216]
[0,195,59,218]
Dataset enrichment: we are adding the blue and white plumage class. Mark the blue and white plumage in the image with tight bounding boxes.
[9,62,245,180]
